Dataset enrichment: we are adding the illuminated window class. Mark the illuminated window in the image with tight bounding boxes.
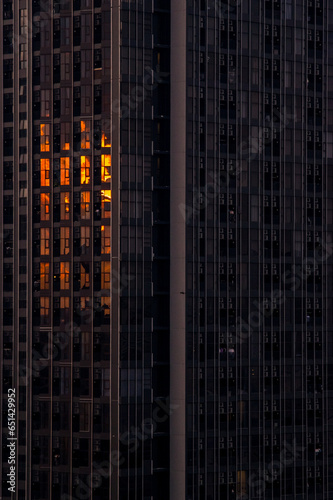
[81,120,91,149]
[81,156,91,184]
[101,261,111,289]
[41,228,50,255]
[80,297,91,311]
[60,262,70,290]
[81,192,91,220]
[80,264,90,290]
[101,296,111,317]
[60,192,70,220]
[101,190,111,218]
[101,225,111,254]
[40,297,50,325]
[41,193,50,221]
[101,155,111,182]
[60,157,70,185]
[40,159,50,186]
[101,131,111,147]
[40,123,50,152]
[40,262,50,290]
[61,122,71,150]
[81,226,90,254]
[60,297,70,324]
[60,227,70,255]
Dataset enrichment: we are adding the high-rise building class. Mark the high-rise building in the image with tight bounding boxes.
[1,1,333,499]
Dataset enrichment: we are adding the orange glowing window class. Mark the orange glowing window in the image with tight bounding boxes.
[101,190,111,218]
[101,155,111,182]
[81,192,91,220]
[60,262,70,290]
[40,159,50,187]
[40,262,50,290]
[101,225,111,254]
[60,227,70,255]
[81,226,90,254]
[41,228,50,256]
[41,193,50,221]
[40,297,50,317]
[81,120,91,149]
[101,296,111,317]
[60,192,70,220]
[61,122,71,150]
[60,157,70,185]
[101,132,111,148]
[81,156,91,184]
[101,261,111,289]
[40,123,50,152]
[80,264,90,290]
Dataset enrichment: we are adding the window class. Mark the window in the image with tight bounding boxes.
[60,262,70,290]
[81,192,91,219]
[40,159,50,186]
[60,158,70,185]
[60,297,70,324]
[60,227,70,255]
[41,228,50,255]
[101,131,111,148]
[101,190,111,218]
[40,124,50,152]
[81,226,90,254]
[61,52,71,81]
[40,263,50,290]
[101,155,111,182]
[61,122,70,150]
[20,9,28,35]
[19,44,27,69]
[41,193,50,221]
[81,156,91,184]
[101,261,111,289]
[80,403,90,432]
[101,297,111,317]
[101,225,111,254]
[40,297,50,325]
[41,90,50,118]
[81,120,91,149]
[60,192,70,220]
[80,264,90,289]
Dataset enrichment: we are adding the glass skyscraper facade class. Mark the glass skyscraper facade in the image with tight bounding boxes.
[1,0,333,499]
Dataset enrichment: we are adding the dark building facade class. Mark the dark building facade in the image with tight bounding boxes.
[1,0,333,499]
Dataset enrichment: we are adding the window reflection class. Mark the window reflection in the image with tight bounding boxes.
[101,296,111,317]
[60,297,70,324]
[101,132,111,147]
[40,124,50,152]
[101,261,111,289]
[40,262,50,290]
[60,192,70,220]
[81,226,90,254]
[81,120,90,149]
[101,190,111,218]
[40,159,50,186]
[40,297,50,324]
[80,263,90,289]
[41,228,50,255]
[81,192,91,220]
[60,262,70,290]
[81,156,91,184]
[41,193,50,221]
[101,155,111,182]
[60,157,70,185]
[101,225,111,254]
[60,227,70,255]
